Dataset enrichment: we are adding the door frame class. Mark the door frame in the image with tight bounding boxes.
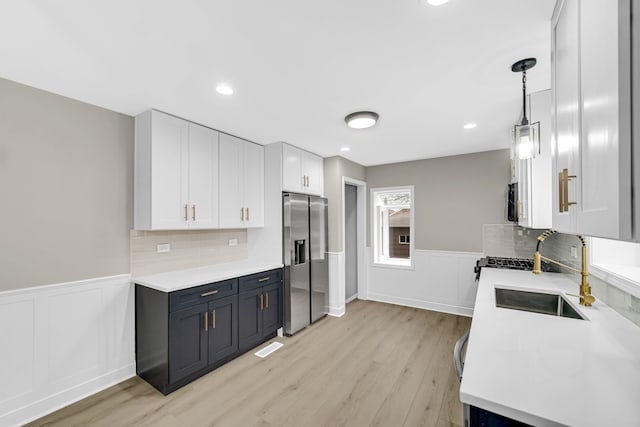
[341,177,367,303]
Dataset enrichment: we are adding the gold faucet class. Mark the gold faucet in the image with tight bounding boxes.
[532,230,595,306]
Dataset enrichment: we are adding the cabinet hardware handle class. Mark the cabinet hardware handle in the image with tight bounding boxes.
[204,311,209,332]
[192,204,196,221]
[517,200,522,220]
[212,309,216,329]
[258,277,270,283]
[260,294,264,310]
[184,204,189,221]
[241,207,244,221]
[558,172,565,212]
[246,207,250,221]
[265,293,269,309]
[561,168,577,211]
[307,176,310,187]
[201,290,219,297]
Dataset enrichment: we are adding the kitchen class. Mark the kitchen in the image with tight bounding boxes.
[1,0,639,426]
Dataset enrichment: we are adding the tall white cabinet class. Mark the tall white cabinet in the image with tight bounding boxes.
[135,110,219,230]
[219,134,264,228]
[282,143,324,196]
[551,0,633,240]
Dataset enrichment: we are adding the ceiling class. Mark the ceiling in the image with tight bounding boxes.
[0,0,556,166]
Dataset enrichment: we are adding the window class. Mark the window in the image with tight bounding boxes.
[590,237,640,297]
[372,186,414,267]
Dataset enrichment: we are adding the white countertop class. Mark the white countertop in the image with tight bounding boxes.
[133,261,284,292]
[460,269,640,427]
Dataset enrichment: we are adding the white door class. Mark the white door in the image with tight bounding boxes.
[282,144,303,192]
[551,0,580,234]
[304,152,324,196]
[243,142,264,228]
[188,123,219,229]
[219,134,244,228]
[151,111,189,230]
[577,0,632,239]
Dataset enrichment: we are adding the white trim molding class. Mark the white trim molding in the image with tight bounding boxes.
[328,251,346,317]
[0,274,135,427]
[366,249,481,317]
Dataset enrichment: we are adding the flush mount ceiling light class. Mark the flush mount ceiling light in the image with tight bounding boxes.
[463,123,477,129]
[340,146,351,152]
[511,58,540,160]
[215,83,233,95]
[422,0,449,5]
[345,111,379,129]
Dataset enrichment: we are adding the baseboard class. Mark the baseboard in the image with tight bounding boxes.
[367,292,474,317]
[1,364,135,427]
[345,294,358,304]
[328,305,346,317]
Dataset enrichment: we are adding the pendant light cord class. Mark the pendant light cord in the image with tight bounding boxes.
[521,70,529,125]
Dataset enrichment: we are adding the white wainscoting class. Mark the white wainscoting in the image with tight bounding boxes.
[0,275,135,427]
[367,249,481,317]
[328,252,345,317]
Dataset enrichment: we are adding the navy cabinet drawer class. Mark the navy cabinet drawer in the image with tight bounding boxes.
[239,269,282,292]
[170,279,237,312]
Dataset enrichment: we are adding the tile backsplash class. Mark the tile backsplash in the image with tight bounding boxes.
[131,229,248,276]
[483,224,640,328]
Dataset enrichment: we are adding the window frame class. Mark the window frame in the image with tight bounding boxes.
[371,186,415,269]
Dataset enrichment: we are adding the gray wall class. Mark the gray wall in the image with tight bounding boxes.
[324,156,366,252]
[365,149,511,252]
[0,78,133,291]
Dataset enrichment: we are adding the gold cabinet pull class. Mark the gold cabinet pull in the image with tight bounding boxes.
[258,277,270,283]
[212,309,216,329]
[247,207,249,221]
[241,207,244,221]
[560,168,577,211]
[558,171,565,212]
[201,290,219,297]
[265,293,269,309]
[517,200,522,220]
[204,311,209,332]
[260,294,264,310]
[184,204,189,221]
[192,204,196,221]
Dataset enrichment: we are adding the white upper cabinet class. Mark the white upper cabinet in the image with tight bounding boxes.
[517,90,552,229]
[219,133,264,228]
[282,143,324,196]
[135,110,219,230]
[551,0,633,240]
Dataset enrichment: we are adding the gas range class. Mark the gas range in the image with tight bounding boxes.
[474,256,550,281]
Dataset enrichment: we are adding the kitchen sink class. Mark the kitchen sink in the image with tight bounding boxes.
[495,287,584,320]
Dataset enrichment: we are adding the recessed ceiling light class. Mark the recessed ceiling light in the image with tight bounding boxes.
[340,147,351,152]
[345,111,379,129]
[464,123,477,129]
[215,84,233,95]
[424,0,449,5]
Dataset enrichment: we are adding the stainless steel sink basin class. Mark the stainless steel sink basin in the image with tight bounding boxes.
[495,287,584,320]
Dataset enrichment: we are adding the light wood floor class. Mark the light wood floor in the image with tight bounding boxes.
[28,300,471,427]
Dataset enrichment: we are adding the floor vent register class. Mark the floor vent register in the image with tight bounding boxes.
[254,342,284,358]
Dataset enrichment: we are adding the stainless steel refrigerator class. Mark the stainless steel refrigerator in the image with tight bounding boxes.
[283,193,329,335]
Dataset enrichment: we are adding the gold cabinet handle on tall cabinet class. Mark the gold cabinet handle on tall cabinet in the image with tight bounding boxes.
[204,311,209,332]
[211,309,216,329]
[192,204,196,221]
[184,204,189,221]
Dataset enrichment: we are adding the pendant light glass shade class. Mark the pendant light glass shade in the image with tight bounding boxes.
[513,121,540,160]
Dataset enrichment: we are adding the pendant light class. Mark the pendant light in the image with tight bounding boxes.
[511,58,540,160]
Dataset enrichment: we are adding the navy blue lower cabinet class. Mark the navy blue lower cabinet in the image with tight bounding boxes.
[135,268,283,395]
[469,405,532,427]
[208,295,238,365]
[238,269,283,352]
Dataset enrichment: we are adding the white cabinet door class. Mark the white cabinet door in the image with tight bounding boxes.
[219,134,244,228]
[282,143,303,192]
[577,0,632,239]
[188,123,219,229]
[304,152,324,196]
[150,111,189,230]
[243,142,264,228]
[551,0,580,234]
